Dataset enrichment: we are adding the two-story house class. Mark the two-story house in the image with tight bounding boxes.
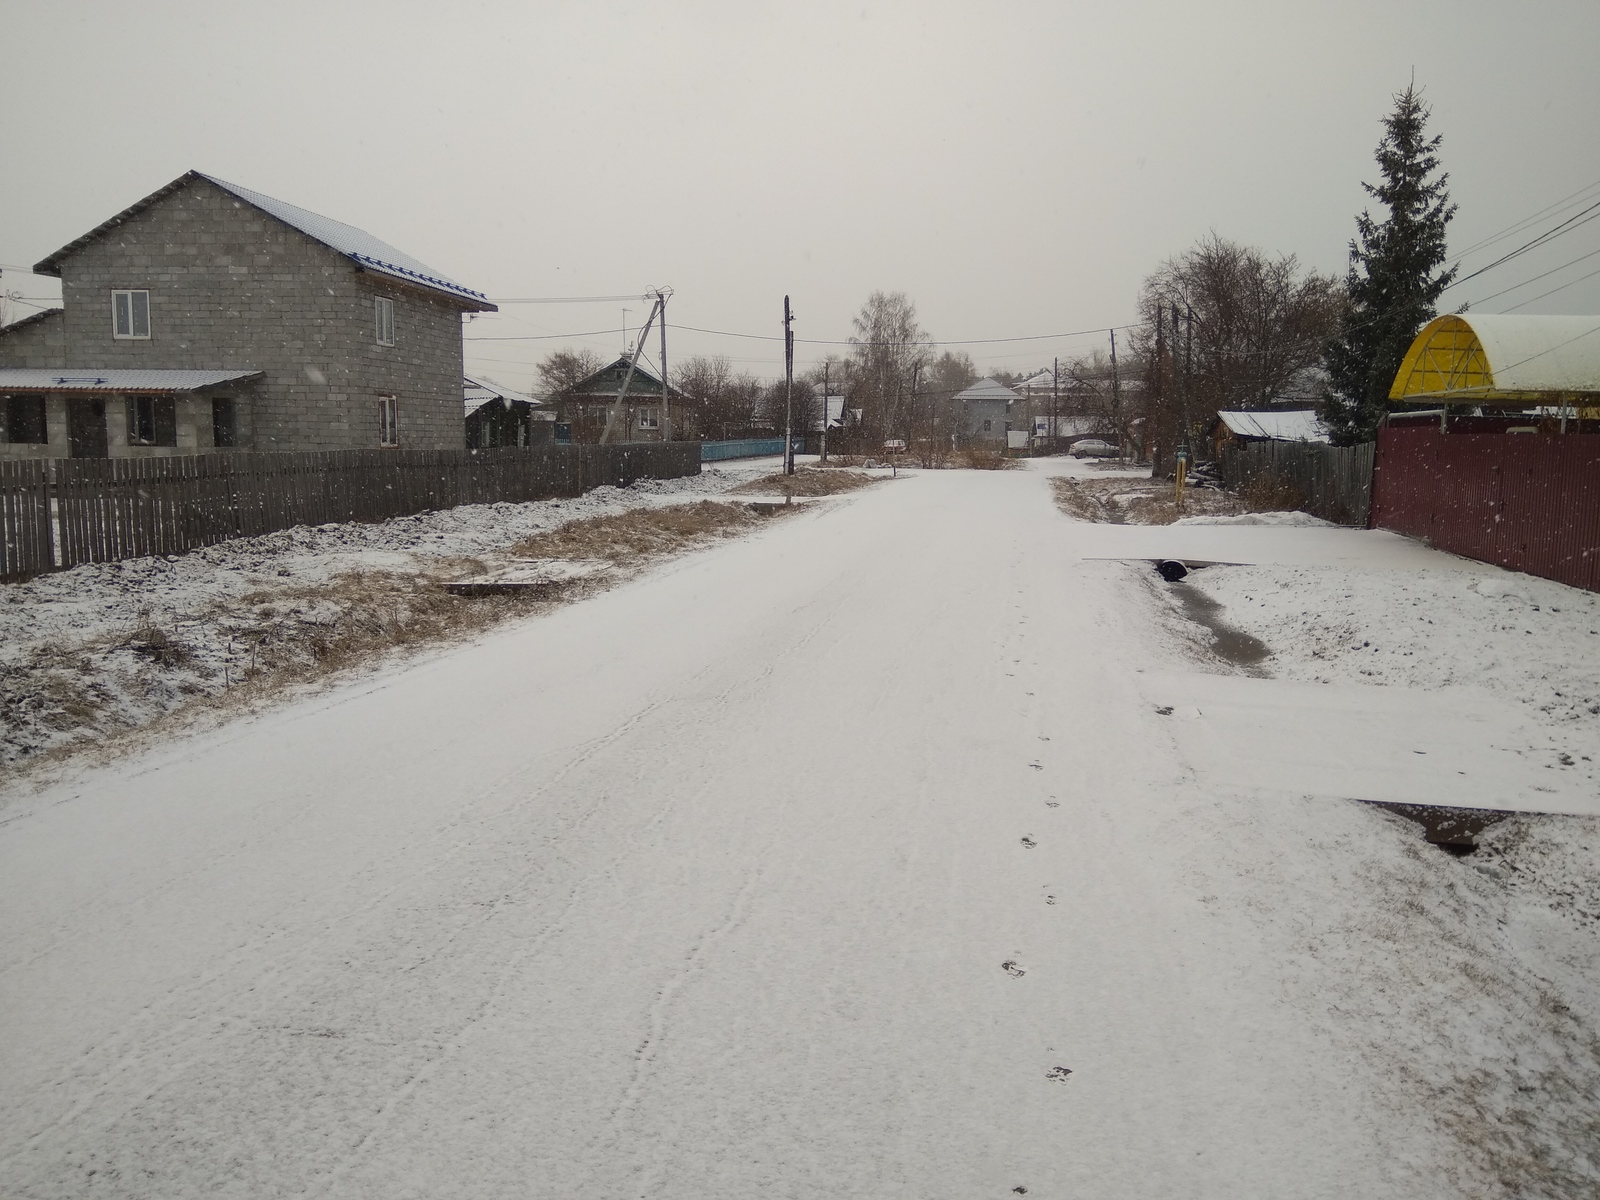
[0,171,496,458]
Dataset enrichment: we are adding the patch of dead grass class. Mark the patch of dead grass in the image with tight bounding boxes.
[729,468,883,498]
[1051,475,1247,524]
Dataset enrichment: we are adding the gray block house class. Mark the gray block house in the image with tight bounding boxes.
[953,377,1019,445]
[0,171,496,458]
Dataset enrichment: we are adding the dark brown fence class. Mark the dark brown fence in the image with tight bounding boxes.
[1371,425,1600,593]
[0,460,53,578]
[1218,440,1375,526]
[0,442,700,579]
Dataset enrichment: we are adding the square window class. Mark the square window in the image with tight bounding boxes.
[4,394,48,444]
[126,396,176,446]
[378,395,399,447]
[112,289,151,339]
[637,408,659,430]
[375,297,395,346]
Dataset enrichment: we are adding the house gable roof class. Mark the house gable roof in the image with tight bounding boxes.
[566,357,690,401]
[0,307,64,337]
[954,378,1020,403]
[33,172,496,312]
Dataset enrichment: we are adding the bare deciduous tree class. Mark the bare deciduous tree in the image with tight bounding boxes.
[1131,235,1345,461]
[847,291,930,446]
[536,348,605,424]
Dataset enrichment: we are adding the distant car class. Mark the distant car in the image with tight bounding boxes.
[1070,438,1118,458]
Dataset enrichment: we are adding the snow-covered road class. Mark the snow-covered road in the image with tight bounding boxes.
[0,462,1582,1197]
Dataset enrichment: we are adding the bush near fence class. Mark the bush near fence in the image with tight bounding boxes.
[0,442,700,579]
[1218,440,1375,526]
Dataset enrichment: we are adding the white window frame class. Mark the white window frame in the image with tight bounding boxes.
[375,297,395,346]
[636,407,660,430]
[112,289,151,339]
[378,395,399,447]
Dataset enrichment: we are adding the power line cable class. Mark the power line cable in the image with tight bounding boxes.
[1450,176,1600,261]
[1500,264,1600,313]
[1443,200,1600,292]
[1463,243,1600,308]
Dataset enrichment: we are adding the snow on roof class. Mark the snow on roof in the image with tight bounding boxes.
[1016,370,1056,391]
[0,307,64,336]
[1391,313,1600,400]
[954,378,1020,403]
[0,368,261,393]
[33,171,495,311]
[464,374,542,415]
[1217,409,1330,443]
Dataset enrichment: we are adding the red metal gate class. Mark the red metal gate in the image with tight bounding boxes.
[1371,425,1600,592]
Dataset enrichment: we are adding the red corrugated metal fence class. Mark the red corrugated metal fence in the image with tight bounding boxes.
[1371,425,1600,592]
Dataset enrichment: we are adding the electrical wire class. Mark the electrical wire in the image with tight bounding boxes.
[1444,199,1600,292]
[1450,176,1600,261]
[1461,244,1600,308]
[1500,263,1600,313]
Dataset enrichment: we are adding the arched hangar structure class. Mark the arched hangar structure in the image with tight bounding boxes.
[1389,313,1600,420]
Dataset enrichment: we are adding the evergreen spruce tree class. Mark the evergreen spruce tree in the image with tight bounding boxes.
[1322,85,1457,444]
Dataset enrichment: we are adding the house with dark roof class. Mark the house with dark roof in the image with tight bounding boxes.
[557,357,694,444]
[0,171,495,458]
[464,374,551,449]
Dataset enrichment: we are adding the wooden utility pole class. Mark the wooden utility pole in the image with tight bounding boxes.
[1152,303,1164,472]
[820,361,830,464]
[783,295,795,475]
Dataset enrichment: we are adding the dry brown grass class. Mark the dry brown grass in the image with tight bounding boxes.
[728,468,883,498]
[510,500,770,558]
[951,447,1015,470]
[1238,469,1308,513]
[1050,476,1246,524]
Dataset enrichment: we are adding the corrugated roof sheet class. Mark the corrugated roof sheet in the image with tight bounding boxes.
[463,374,542,415]
[0,368,261,393]
[199,175,494,310]
[954,378,1020,403]
[1217,409,1330,442]
[33,171,494,311]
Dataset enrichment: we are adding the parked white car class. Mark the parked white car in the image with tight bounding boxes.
[1070,438,1118,458]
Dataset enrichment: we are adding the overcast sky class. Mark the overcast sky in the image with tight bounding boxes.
[4,1,1598,390]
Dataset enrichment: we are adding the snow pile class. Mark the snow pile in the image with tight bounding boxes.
[1184,562,1600,730]
[1175,511,1334,527]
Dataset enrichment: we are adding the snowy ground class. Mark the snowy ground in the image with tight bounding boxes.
[0,456,1596,1197]
[0,459,792,766]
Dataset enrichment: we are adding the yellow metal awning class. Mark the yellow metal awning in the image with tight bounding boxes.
[1389,313,1600,406]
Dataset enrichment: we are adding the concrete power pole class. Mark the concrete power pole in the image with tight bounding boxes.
[657,288,670,441]
[820,361,830,464]
[783,296,795,476]
[1051,356,1059,453]
[1108,329,1121,459]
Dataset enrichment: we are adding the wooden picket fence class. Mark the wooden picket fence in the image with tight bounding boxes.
[0,442,700,579]
[1218,440,1375,526]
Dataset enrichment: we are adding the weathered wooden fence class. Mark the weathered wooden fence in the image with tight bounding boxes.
[0,460,54,578]
[1218,440,1375,526]
[0,442,700,579]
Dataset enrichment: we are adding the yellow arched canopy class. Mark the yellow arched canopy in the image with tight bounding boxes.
[1389,313,1600,405]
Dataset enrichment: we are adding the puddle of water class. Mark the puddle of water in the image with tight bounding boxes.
[1168,582,1271,669]
[1361,800,1509,855]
